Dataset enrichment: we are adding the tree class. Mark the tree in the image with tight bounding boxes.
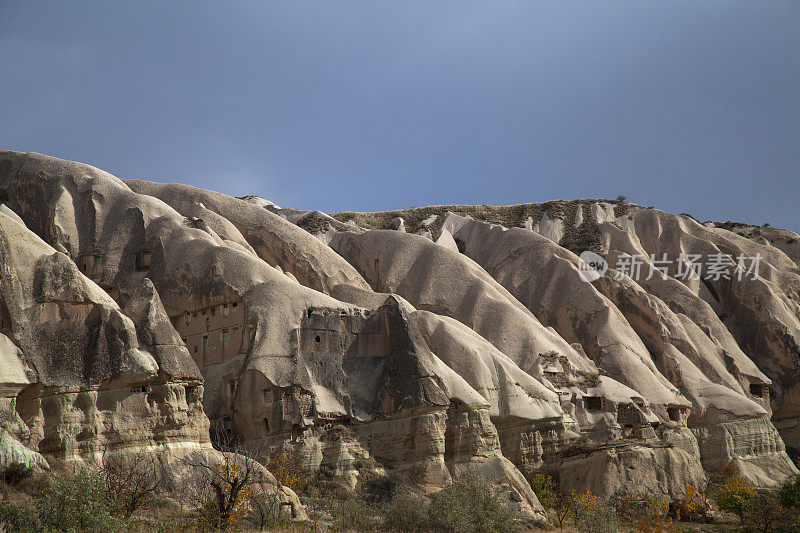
[779,474,800,511]
[528,474,603,531]
[674,483,706,521]
[266,446,305,493]
[0,469,122,533]
[528,473,556,510]
[179,427,266,531]
[248,490,287,531]
[716,475,756,519]
[423,470,517,533]
[742,491,793,533]
[102,447,163,519]
[616,493,675,532]
[382,489,427,532]
[541,488,582,530]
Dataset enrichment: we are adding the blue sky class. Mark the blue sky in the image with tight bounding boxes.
[1,2,798,230]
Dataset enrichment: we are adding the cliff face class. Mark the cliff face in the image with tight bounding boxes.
[1,151,798,514]
[0,205,208,463]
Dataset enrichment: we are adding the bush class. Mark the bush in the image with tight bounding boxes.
[423,470,517,533]
[616,493,675,533]
[1,463,33,487]
[266,447,305,493]
[742,491,795,533]
[360,471,401,504]
[155,514,195,533]
[102,451,162,518]
[780,474,800,511]
[0,498,40,533]
[329,496,379,533]
[305,466,343,499]
[527,474,609,530]
[674,483,705,521]
[248,489,291,531]
[528,473,556,510]
[716,475,756,518]
[574,504,624,533]
[382,489,427,532]
[0,469,122,533]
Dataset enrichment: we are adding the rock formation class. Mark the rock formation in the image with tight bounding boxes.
[1,151,799,519]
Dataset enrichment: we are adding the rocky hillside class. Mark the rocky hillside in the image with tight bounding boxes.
[2,151,800,522]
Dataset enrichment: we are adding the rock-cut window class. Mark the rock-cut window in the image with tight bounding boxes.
[135,249,152,270]
[584,396,602,411]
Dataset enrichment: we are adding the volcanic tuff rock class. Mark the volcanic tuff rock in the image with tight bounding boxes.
[0,152,545,521]
[1,152,799,517]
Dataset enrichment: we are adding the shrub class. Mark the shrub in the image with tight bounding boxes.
[544,487,602,530]
[545,489,576,529]
[0,469,122,533]
[674,483,705,521]
[423,482,470,533]
[180,448,261,532]
[716,475,756,518]
[616,493,675,533]
[305,466,343,499]
[329,496,379,533]
[423,470,517,533]
[360,471,401,504]
[742,491,794,533]
[525,474,591,529]
[528,473,556,510]
[0,498,40,533]
[266,447,305,493]
[780,474,800,511]
[574,504,624,533]
[1,464,33,487]
[102,451,162,518]
[155,514,195,533]
[248,489,291,531]
[382,489,427,532]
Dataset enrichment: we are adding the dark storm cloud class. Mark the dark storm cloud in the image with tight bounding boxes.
[1,1,798,230]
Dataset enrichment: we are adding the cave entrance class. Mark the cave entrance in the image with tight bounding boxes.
[584,396,602,412]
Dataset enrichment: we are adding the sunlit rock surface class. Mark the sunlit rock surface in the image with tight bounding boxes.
[1,151,798,514]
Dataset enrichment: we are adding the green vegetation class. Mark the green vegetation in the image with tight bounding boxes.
[7,455,800,532]
[305,467,516,532]
[558,203,603,255]
[296,212,331,234]
[716,474,756,519]
[331,198,629,241]
[0,469,122,533]
[422,470,517,533]
[526,471,800,533]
